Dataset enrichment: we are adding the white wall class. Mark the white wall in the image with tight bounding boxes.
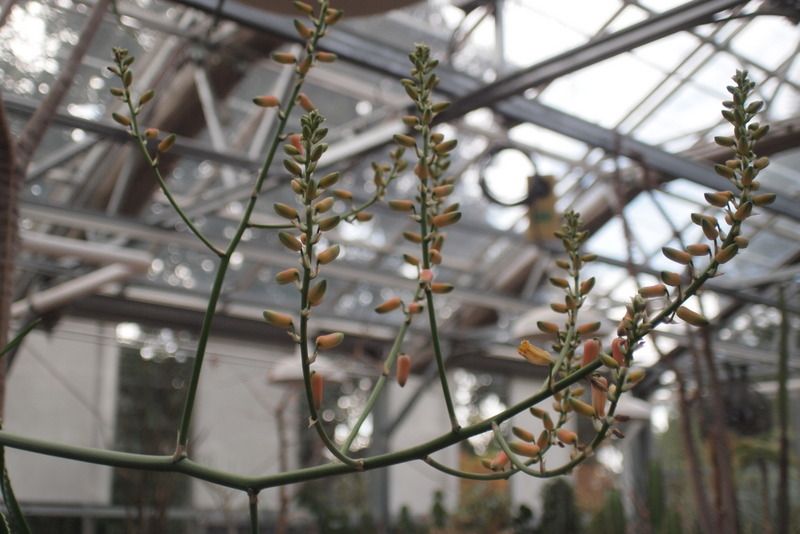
[189,336,298,515]
[387,373,460,517]
[507,376,573,516]
[5,319,119,504]
[1,316,571,521]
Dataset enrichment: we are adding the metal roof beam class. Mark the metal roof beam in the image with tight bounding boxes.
[438,0,747,121]
[170,0,797,222]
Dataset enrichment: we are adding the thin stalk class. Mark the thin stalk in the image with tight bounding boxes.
[417,128,457,431]
[248,491,259,534]
[175,255,229,453]
[0,318,40,358]
[423,288,458,431]
[121,85,223,257]
[0,358,603,491]
[424,455,515,481]
[298,200,360,468]
[492,424,544,477]
[341,316,413,454]
[173,6,329,451]
[247,222,294,230]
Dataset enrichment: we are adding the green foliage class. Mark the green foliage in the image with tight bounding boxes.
[587,489,625,534]
[395,505,425,534]
[431,489,448,528]
[647,462,665,529]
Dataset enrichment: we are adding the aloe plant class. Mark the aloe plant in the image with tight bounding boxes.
[0,2,775,530]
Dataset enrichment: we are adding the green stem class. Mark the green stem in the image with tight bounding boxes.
[417,132,458,432]
[424,455,515,481]
[175,255,230,452]
[172,8,328,452]
[0,430,31,534]
[298,221,359,467]
[0,358,603,491]
[248,491,259,534]
[122,93,223,257]
[492,423,543,477]
[248,222,294,230]
[423,288,458,430]
[340,317,412,454]
[0,318,41,358]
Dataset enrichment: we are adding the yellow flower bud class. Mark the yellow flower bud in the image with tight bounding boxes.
[517,340,554,366]
[315,332,344,350]
[263,310,294,328]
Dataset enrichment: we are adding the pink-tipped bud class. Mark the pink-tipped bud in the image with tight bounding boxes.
[144,127,159,139]
[407,302,423,314]
[275,268,300,285]
[430,283,454,294]
[317,245,340,265]
[676,306,709,327]
[543,413,555,431]
[293,1,313,14]
[686,244,710,256]
[556,429,577,445]
[272,51,297,64]
[432,184,454,197]
[278,231,303,252]
[581,339,601,367]
[537,430,550,449]
[157,133,176,153]
[638,284,667,298]
[569,397,595,418]
[576,322,601,335]
[419,269,434,283]
[393,134,417,148]
[388,199,415,212]
[431,212,461,228]
[537,321,560,335]
[318,215,340,231]
[311,372,323,410]
[611,337,627,366]
[592,377,608,417]
[489,451,509,471]
[294,19,313,39]
[288,133,304,154]
[112,112,131,127]
[403,231,422,243]
[627,368,646,384]
[396,354,411,387]
[263,310,294,329]
[253,95,280,108]
[308,279,327,307]
[297,93,315,112]
[375,297,402,314]
[315,332,344,350]
[512,426,535,442]
[324,8,343,24]
[509,442,541,458]
[316,51,337,63]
